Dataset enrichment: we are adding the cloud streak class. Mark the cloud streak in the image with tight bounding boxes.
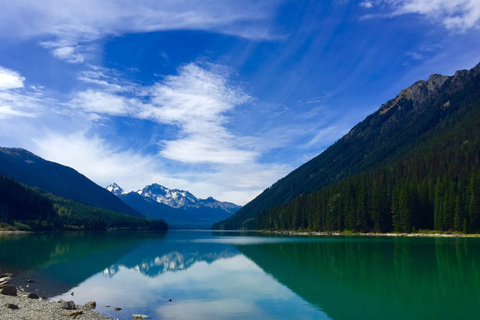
[0,0,281,63]
[365,0,480,32]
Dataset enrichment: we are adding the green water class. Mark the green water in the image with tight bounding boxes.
[0,231,479,320]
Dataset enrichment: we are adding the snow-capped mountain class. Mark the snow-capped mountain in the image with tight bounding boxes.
[106,183,125,196]
[137,183,198,208]
[137,183,240,213]
[106,182,241,228]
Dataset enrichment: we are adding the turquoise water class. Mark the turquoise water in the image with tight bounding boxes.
[1,231,479,319]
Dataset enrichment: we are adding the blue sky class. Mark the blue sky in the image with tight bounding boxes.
[0,0,479,205]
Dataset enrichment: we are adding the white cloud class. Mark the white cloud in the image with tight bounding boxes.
[0,66,24,90]
[304,123,350,148]
[0,105,36,119]
[407,51,424,60]
[360,1,374,8]
[147,63,255,164]
[160,136,257,164]
[0,0,280,63]
[0,67,49,119]
[32,131,185,192]
[70,63,256,165]
[52,46,85,63]
[70,90,137,115]
[375,0,480,32]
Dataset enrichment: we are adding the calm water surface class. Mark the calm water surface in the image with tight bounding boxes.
[0,231,479,320]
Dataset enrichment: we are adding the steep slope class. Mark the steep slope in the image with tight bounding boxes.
[0,148,143,218]
[214,62,480,230]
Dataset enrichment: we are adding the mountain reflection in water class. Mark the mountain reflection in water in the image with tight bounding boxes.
[1,231,479,320]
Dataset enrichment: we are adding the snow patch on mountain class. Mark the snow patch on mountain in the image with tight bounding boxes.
[106,183,125,196]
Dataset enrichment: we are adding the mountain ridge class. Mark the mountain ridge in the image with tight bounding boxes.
[0,147,144,218]
[213,62,480,230]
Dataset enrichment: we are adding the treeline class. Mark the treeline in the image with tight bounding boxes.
[43,192,168,231]
[257,102,480,233]
[0,175,167,231]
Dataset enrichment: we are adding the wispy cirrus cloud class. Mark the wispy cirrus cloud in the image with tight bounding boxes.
[0,0,282,63]
[0,66,50,119]
[362,0,480,32]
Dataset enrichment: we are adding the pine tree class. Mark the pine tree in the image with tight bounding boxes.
[454,197,463,232]
[468,171,480,232]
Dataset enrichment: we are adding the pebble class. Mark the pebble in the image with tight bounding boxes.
[114,307,122,311]
[1,285,17,296]
[6,303,18,309]
[61,300,76,310]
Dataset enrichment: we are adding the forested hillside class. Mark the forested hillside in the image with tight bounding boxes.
[0,175,56,224]
[257,101,480,232]
[0,175,167,231]
[214,62,480,230]
[0,148,143,218]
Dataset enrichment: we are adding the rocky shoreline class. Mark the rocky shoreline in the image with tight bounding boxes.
[0,269,114,320]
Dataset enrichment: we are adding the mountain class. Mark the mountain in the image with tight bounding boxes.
[106,183,124,196]
[136,183,198,208]
[0,148,143,218]
[137,183,240,213]
[107,183,241,228]
[214,62,480,230]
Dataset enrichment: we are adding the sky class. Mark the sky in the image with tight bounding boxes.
[0,0,479,205]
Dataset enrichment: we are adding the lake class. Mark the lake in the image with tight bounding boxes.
[0,231,479,320]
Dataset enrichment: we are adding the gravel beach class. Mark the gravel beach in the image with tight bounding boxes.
[0,287,114,320]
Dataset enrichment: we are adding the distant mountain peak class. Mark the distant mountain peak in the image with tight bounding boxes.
[138,183,200,208]
[106,181,241,212]
[106,183,125,196]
